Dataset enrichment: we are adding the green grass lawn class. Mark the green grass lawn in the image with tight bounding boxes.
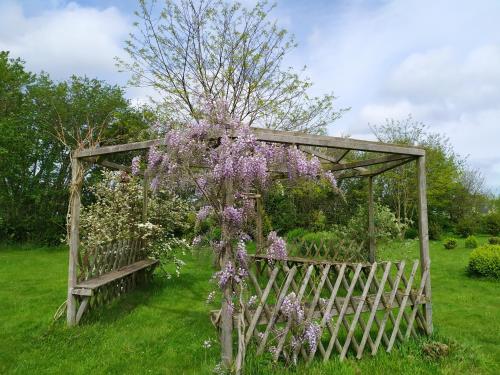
[0,238,498,374]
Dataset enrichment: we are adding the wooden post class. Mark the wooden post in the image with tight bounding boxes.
[220,178,234,369]
[142,171,149,222]
[368,176,376,263]
[67,155,83,326]
[416,155,433,334]
[255,194,264,255]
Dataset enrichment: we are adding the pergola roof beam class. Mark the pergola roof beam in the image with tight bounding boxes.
[328,154,411,172]
[74,128,424,159]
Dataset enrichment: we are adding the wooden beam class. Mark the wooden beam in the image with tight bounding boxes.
[368,176,376,263]
[300,146,369,173]
[370,157,415,176]
[416,155,433,334]
[98,160,145,176]
[67,155,83,326]
[75,139,163,158]
[74,128,424,159]
[336,149,350,163]
[251,128,425,156]
[336,157,415,179]
[329,154,410,172]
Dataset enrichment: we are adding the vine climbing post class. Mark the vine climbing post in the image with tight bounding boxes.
[67,154,83,326]
[255,194,264,255]
[416,155,433,334]
[220,177,234,369]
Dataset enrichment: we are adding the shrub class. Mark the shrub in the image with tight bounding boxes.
[429,222,442,240]
[488,237,500,245]
[464,235,478,249]
[301,231,340,245]
[405,227,419,239]
[443,238,457,249]
[455,217,478,238]
[286,228,308,242]
[468,244,500,278]
[345,203,405,243]
[483,212,500,236]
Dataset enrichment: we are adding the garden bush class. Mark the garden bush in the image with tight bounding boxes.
[345,203,405,243]
[301,231,341,245]
[405,227,419,239]
[483,212,500,236]
[443,238,457,249]
[464,235,478,249]
[429,222,442,240]
[286,228,309,242]
[455,217,478,238]
[468,244,500,278]
[488,237,500,245]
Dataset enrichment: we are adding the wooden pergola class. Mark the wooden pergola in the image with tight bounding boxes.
[67,127,432,355]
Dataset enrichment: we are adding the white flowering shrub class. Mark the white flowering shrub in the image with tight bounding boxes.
[80,171,194,276]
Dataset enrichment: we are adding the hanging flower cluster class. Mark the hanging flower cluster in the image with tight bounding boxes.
[267,231,288,260]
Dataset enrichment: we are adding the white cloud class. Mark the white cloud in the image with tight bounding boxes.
[278,0,500,191]
[0,1,129,81]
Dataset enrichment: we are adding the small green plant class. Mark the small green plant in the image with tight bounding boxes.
[464,235,478,249]
[443,238,457,249]
[488,237,500,245]
[468,244,500,278]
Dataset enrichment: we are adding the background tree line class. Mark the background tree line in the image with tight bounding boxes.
[1,0,499,245]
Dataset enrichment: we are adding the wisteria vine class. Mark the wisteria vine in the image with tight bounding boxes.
[131,101,336,366]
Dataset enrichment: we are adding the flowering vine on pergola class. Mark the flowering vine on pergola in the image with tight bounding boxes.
[66,108,431,372]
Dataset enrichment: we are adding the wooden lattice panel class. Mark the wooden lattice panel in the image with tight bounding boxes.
[73,238,154,319]
[229,256,430,363]
[288,238,367,262]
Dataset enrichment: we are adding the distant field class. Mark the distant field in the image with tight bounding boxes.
[0,237,498,374]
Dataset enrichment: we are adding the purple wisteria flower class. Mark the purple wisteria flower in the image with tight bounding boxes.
[281,292,304,324]
[324,170,337,188]
[196,206,213,222]
[267,231,287,260]
[131,156,141,175]
[303,322,321,354]
[223,206,244,227]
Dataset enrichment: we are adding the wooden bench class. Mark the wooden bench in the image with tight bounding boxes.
[71,258,159,323]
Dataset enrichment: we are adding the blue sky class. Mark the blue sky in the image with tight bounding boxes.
[2,0,500,193]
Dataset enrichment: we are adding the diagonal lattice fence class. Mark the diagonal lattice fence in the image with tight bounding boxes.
[213,255,430,363]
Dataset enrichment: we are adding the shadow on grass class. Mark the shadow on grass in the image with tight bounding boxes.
[79,271,208,326]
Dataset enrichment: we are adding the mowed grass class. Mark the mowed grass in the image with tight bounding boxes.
[0,237,498,374]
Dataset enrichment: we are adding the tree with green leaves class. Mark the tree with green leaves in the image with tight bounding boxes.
[119,0,346,133]
[0,51,151,243]
[371,115,486,238]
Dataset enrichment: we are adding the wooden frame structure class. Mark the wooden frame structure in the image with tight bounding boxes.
[67,127,432,361]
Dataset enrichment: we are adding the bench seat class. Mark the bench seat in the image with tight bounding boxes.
[72,258,159,296]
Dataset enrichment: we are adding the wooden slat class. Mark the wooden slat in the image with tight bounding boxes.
[274,265,314,361]
[308,263,347,363]
[75,259,158,290]
[386,260,419,352]
[372,261,406,355]
[340,263,377,360]
[323,264,363,361]
[257,266,297,355]
[357,261,392,359]
[245,267,280,345]
[405,268,429,339]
